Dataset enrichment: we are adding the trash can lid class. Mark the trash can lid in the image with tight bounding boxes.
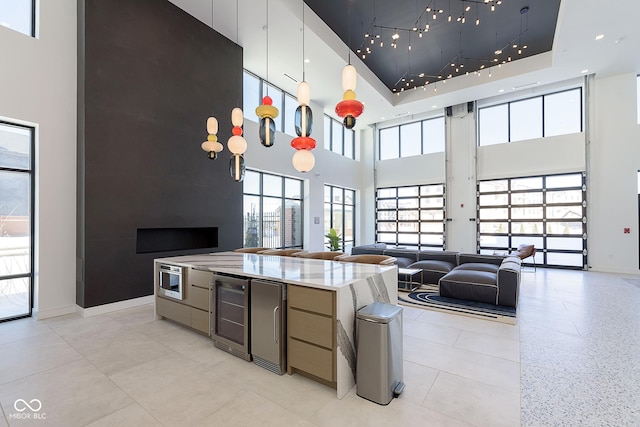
[356,302,403,323]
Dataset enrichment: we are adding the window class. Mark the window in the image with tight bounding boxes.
[283,93,297,137]
[243,71,260,123]
[477,172,587,269]
[378,116,445,160]
[637,76,640,124]
[324,185,355,252]
[324,115,355,159]
[376,184,445,250]
[478,88,583,146]
[0,121,34,321]
[243,170,303,249]
[0,0,35,37]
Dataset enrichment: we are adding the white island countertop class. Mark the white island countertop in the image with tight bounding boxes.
[155,251,396,291]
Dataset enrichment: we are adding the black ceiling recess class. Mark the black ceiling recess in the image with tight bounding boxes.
[304,0,561,93]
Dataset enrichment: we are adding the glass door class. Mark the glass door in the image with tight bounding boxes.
[0,122,33,322]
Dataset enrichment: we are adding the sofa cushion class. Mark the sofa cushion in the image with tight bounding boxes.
[458,253,505,266]
[351,246,386,256]
[417,250,458,265]
[453,263,499,273]
[439,270,498,305]
[382,249,418,268]
[409,260,455,285]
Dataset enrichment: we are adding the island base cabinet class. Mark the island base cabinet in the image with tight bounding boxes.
[156,296,209,334]
[287,285,336,388]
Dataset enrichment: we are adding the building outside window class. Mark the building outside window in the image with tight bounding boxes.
[477,172,587,269]
[0,121,34,321]
[324,185,355,252]
[376,184,445,250]
[243,170,303,249]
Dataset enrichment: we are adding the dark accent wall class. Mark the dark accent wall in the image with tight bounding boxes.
[77,0,243,308]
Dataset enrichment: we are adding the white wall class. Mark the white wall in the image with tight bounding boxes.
[0,1,77,318]
[588,73,640,274]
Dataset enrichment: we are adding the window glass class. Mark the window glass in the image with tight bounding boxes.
[379,127,399,160]
[400,122,421,157]
[344,129,354,159]
[243,71,260,123]
[0,0,34,37]
[284,178,301,198]
[243,170,260,195]
[262,174,282,197]
[398,186,419,197]
[546,173,582,189]
[479,104,508,146]
[510,97,543,142]
[324,115,332,150]
[479,180,508,193]
[243,170,303,249]
[423,117,445,154]
[544,89,582,137]
[332,121,343,155]
[479,194,508,206]
[325,184,356,251]
[637,76,640,124]
[511,177,543,190]
[283,93,297,136]
[0,123,31,170]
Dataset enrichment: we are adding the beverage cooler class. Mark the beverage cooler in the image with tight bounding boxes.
[210,274,251,361]
[250,279,287,375]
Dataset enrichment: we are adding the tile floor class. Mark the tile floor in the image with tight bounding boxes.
[0,269,638,426]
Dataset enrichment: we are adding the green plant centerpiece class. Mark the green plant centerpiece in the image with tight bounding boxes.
[325,228,341,251]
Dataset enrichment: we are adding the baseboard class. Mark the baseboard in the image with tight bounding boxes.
[33,305,76,320]
[587,266,640,275]
[76,295,154,318]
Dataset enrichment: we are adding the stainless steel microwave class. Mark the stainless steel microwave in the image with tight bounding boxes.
[158,263,184,300]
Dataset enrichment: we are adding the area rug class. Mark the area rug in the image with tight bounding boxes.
[398,285,517,324]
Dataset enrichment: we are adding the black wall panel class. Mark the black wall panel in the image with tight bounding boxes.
[77,0,243,308]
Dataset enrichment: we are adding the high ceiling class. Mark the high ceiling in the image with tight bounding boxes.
[170,0,640,128]
[304,0,561,93]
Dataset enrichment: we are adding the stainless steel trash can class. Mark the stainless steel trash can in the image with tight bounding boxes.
[356,302,404,405]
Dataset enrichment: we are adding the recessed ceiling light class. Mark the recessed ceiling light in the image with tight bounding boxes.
[595,34,605,40]
[304,58,310,63]
[581,69,589,74]
[498,89,504,93]
[432,105,438,108]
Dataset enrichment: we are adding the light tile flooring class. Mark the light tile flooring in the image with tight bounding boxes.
[0,269,638,426]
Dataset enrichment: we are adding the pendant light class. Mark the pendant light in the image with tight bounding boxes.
[228,107,247,182]
[201,116,223,159]
[256,0,278,147]
[291,1,316,173]
[335,2,363,129]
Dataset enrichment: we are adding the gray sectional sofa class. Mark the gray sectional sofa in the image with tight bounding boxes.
[351,244,521,308]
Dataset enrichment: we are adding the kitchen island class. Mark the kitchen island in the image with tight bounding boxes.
[154,251,398,399]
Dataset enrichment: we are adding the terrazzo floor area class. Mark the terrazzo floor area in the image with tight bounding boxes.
[0,268,637,426]
[518,269,640,426]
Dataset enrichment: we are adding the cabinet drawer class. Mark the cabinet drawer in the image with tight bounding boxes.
[288,308,333,348]
[288,338,334,381]
[189,268,213,288]
[188,284,209,311]
[191,307,209,334]
[288,285,333,315]
[156,297,191,326]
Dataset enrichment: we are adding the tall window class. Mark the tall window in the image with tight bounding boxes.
[0,122,34,321]
[376,184,445,250]
[478,88,582,146]
[378,116,445,160]
[324,115,355,160]
[637,75,640,124]
[324,185,355,252]
[243,170,303,249]
[477,173,587,269]
[0,0,36,37]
